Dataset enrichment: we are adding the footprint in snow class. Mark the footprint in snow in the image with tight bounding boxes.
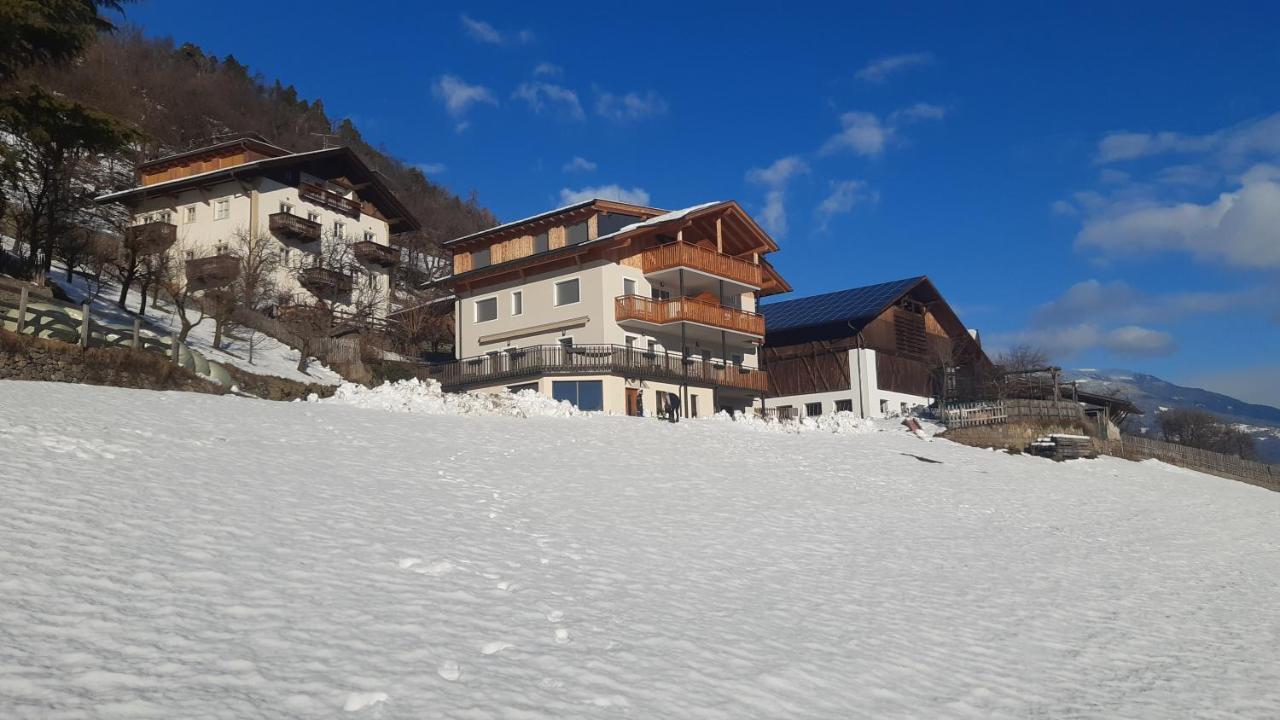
[437,660,462,682]
[342,692,388,712]
[481,641,512,655]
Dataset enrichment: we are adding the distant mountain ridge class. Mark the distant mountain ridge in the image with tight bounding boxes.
[1062,368,1280,464]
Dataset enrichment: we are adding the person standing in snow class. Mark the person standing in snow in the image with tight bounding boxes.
[668,393,681,423]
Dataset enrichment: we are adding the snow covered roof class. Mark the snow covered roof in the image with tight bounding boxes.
[444,198,666,248]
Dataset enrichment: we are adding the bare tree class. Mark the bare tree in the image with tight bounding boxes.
[996,344,1050,373]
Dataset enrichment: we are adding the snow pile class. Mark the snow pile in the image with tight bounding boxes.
[712,409,877,435]
[319,378,582,418]
[4,381,1280,718]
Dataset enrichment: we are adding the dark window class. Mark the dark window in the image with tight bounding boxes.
[835,399,854,413]
[690,394,699,418]
[473,246,491,268]
[534,231,549,253]
[475,297,497,322]
[555,278,580,306]
[566,220,590,245]
[597,212,642,237]
[805,402,823,417]
[552,380,603,411]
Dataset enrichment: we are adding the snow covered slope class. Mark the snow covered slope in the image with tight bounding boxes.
[2,381,1279,718]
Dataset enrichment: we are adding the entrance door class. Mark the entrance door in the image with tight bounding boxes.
[625,388,640,417]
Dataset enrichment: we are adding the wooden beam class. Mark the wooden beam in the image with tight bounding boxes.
[716,217,723,253]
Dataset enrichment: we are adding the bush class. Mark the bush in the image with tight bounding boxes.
[1158,408,1258,460]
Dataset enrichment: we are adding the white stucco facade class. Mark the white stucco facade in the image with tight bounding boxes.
[767,348,932,419]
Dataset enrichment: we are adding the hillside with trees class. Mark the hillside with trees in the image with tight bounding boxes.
[24,26,496,277]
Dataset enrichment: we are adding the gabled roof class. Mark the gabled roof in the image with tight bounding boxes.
[96,146,421,232]
[136,133,291,172]
[761,276,927,336]
[444,198,665,249]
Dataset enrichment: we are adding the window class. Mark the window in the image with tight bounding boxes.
[651,287,671,300]
[184,250,195,260]
[559,336,573,350]
[281,248,292,263]
[475,297,497,323]
[554,278,580,306]
[158,210,173,224]
[900,402,909,415]
[623,278,637,296]
[731,352,744,366]
[551,380,603,411]
[307,211,320,223]
[879,399,889,414]
[333,221,345,239]
[566,220,589,245]
[647,340,658,354]
[473,246,491,269]
[805,402,823,417]
[534,231,549,253]
[511,290,523,316]
[215,242,229,256]
[624,335,636,349]
[597,212,643,237]
[183,206,197,224]
[835,399,854,413]
[280,202,294,215]
[364,230,376,243]
[214,199,230,220]
[690,394,699,418]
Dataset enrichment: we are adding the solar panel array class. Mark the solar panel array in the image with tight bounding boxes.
[760,276,925,334]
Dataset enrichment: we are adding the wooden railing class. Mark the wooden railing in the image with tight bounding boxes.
[184,254,239,291]
[615,294,765,336]
[640,242,762,286]
[299,182,361,217]
[353,240,399,267]
[269,212,322,242]
[299,267,353,295]
[421,344,768,393]
[124,221,177,254]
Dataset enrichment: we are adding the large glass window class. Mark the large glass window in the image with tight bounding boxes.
[597,212,642,237]
[551,380,603,411]
[566,220,589,245]
[623,278,637,296]
[475,297,497,322]
[554,278,580,306]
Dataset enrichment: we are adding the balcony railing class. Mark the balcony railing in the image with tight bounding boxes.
[269,212,322,242]
[640,242,762,287]
[353,240,400,267]
[299,182,362,217]
[299,267,353,295]
[421,344,768,393]
[615,294,764,336]
[185,254,239,291]
[124,221,177,254]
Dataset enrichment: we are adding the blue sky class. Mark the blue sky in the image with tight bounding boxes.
[125,1,1280,403]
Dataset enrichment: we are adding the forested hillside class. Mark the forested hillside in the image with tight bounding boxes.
[26,28,496,258]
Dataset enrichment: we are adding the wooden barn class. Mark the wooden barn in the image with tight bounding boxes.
[759,276,990,418]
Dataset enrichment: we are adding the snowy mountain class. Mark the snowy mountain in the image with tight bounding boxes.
[3,380,1279,717]
[1062,368,1280,463]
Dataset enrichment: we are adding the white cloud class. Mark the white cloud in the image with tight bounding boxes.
[559,185,650,206]
[856,52,933,82]
[1076,163,1280,268]
[533,62,562,78]
[989,323,1176,359]
[890,103,946,123]
[413,162,446,175]
[594,90,668,122]
[820,104,944,157]
[1050,199,1078,217]
[512,82,584,119]
[1187,364,1280,409]
[562,156,597,173]
[432,75,497,131]
[460,15,533,45]
[1096,112,1280,164]
[1031,279,1269,328]
[815,179,876,229]
[820,112,891,157]
[746,156,809,237]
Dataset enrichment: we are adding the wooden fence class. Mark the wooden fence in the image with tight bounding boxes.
[940,401,1008,427]
[1105,435,1279,491]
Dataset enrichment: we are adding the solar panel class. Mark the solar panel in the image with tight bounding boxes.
[760,276,924,334]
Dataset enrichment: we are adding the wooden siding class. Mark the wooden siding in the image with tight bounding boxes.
[763,340,852,396]
[140,149,269,185]
[616,295,765,336]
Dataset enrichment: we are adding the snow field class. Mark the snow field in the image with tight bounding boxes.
[1,380,1279,718]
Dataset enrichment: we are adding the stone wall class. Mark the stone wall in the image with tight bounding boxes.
[0,330,222,394]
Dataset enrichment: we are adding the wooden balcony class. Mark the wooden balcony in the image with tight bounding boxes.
[269,212,321,243]
[299,266,352,296]
[184,254,239,291]
[353,240,399,267]
[421,344,768,393]
[299,182,361,217]
[640,242,762,287]
[124,221,177,254]
[615,295,765,337]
